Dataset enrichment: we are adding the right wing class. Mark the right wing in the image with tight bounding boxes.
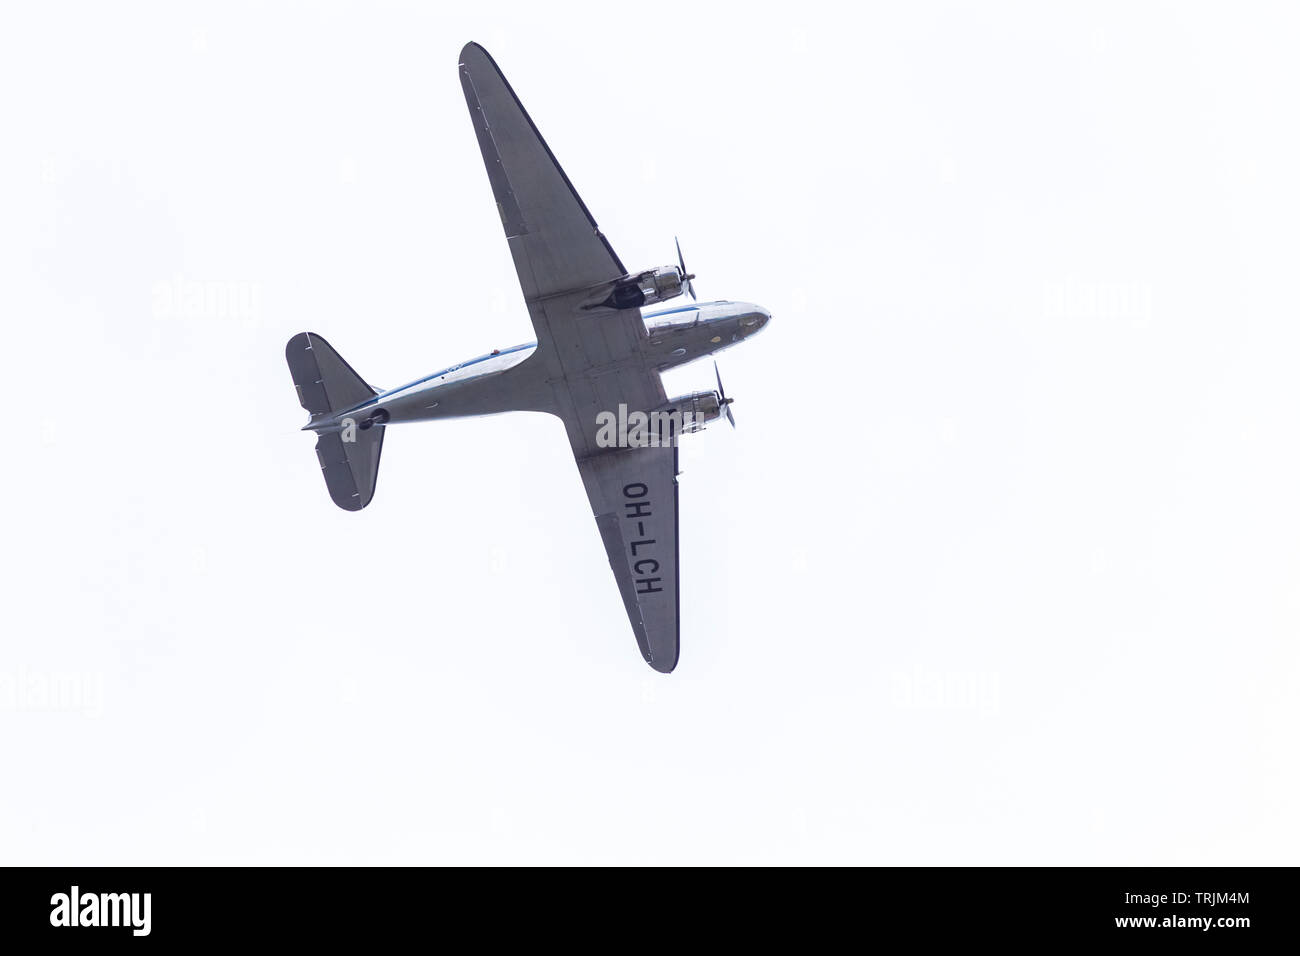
[459,42,649,378]
[458,42,625,307]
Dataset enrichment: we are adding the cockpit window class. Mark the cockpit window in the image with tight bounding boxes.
[648,311,700,333]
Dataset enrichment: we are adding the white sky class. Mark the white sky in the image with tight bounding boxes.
[2,1,1297,864]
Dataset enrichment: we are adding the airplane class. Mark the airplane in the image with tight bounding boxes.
[285,42,770,672]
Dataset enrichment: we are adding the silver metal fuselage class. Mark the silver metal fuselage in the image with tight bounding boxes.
[307,300,770,431]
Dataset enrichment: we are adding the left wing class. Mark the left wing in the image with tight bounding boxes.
[575,440,680,673]
[459,42,682,670]
[562,365,678,671]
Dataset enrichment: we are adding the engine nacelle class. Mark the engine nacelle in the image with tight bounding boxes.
[602,265,687,310]
[650,391,723,436]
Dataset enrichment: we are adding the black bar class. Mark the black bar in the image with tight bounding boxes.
[0,866,1289,944]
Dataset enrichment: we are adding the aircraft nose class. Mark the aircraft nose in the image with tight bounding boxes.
[740,306,771,334]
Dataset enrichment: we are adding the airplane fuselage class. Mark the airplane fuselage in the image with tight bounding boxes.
[307,299,769,432]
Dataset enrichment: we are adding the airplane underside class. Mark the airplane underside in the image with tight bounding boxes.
[285,42,769,672]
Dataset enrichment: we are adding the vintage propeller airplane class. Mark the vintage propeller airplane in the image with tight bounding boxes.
[286,43,770,671]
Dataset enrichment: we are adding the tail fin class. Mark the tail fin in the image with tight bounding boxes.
[285,332,385,512]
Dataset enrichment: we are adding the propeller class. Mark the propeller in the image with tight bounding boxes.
[714,361,735,428]
[675,236,697,301]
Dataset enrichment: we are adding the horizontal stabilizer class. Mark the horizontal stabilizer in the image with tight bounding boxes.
[285,332,385,511]
[285,332,377,419]
[314,428,384,512]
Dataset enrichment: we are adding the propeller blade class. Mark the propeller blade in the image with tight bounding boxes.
[715,361,735,427]
[675,236,696,300]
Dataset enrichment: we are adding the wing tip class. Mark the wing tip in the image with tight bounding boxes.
[644,641,680,674]
[459,41,489,67]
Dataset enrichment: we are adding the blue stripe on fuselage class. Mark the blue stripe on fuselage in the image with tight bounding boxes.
[343,341,535,413]
[643,301,723,319]
[341,300,725,415]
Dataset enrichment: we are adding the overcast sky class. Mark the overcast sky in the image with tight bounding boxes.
[2,1,1297,864]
